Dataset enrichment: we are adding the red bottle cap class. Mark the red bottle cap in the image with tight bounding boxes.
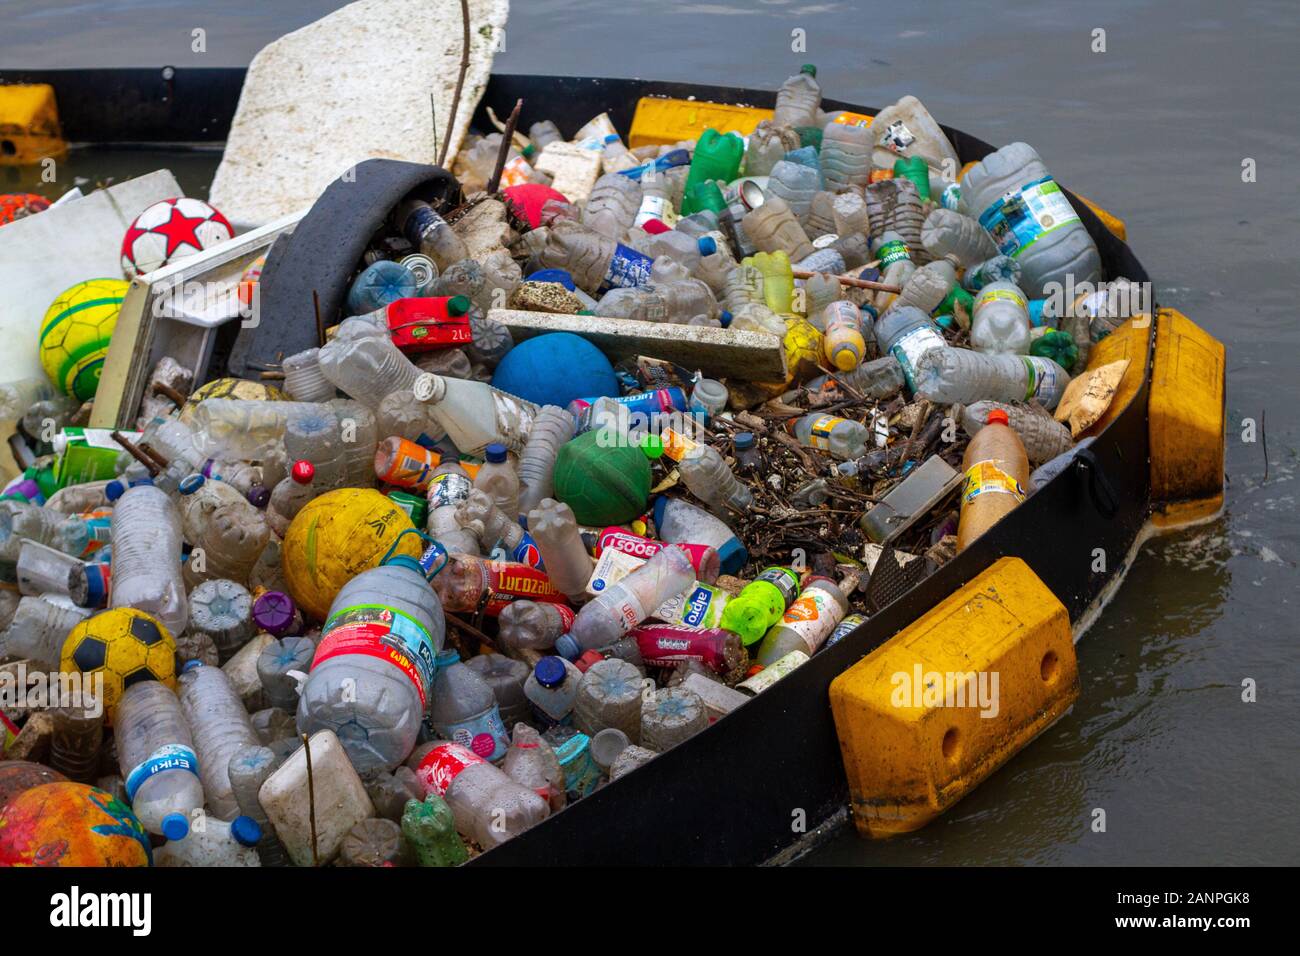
[986,409,1010,426]
[640,218,671,235]
[575,650,605,673]
[291,460,315,483]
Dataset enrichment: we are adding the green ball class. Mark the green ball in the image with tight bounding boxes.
[552,431,651,526]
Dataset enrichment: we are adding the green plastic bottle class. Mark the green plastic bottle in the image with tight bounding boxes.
[1030,328,1080,373]
[893,156,931,202]
[720,567,802,645]
[681,128,744,215]
[684,180,729,217]
[401,795,468,867]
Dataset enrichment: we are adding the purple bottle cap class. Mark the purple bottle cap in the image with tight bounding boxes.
[253,590,297,636]
[246,484,271,508]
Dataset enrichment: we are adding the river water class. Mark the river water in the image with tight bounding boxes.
[3,0,1296,865]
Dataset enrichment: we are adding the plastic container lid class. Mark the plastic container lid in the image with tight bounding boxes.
[291,460,315,484]
[484,443,508,464]
[105,480,127,502]
[734,432,755,450]
[246,485,271,508]
[697,235,718,257]
[230,815,262,848]
[180,659,205,673]
[526,268,576,291]
[252,591,297,636]
[178,474,204,496]
[987,409,1010,426]
[801,63,817,76]
[161,813,189,841]
[535,656,568,687]
[447,294,472,317]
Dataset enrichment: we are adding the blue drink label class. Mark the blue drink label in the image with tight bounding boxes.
[125,744,200,803]
[600,244,654,292]
[434,706,509,761]
[978,176,1081,258]
[511,531,545,570]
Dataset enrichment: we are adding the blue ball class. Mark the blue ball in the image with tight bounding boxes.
[491,332,618,408]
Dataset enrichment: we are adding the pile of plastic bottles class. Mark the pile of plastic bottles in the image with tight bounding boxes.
[0,63,1129,867]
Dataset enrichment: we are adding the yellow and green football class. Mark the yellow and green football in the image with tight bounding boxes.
[39,278,128,401]
[60,608,176,725]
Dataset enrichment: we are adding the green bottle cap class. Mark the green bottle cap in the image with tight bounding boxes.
[447,294,472,317]
[801,64,817,77]
[522,143,536,159]
[640,435,665,459]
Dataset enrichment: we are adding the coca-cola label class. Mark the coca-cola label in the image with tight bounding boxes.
[417,742,486,796]
[312,604,437,706]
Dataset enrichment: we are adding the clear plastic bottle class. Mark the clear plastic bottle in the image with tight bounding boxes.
[832,190,871,237]
[184,501,270,589]
[430,661,510,761]
[177,661,261,820]
[963,255,1022,293]
[536,221,654,294]
[557,544,695,658]
[791,412,870,460]
[820,121,874,193]
[913,347,1070,410]
[865,179,928,264]
[679,444,753,515]
[0,596,90,669]
[805,190,838,237]
[801,272,842,326]
[755,576,849,666]
[652,497,747,576]
[871,230,916,312]
[640,686,707,752]
[869,95,961,176]
[281,348,336,403]
[807,355,907,400]
[176,473,245,545]
[395,199,470,271]
[473,443,520,518]
[743,195,815,261]
[297,555,446,773]
[413,741,549,848]
[959,401,1074,465]
[465,653,532,728]
[527,498,594,604]
[892,256,959,317]
[15,540,88,602]
[766,159,821,224]
[412,373,539,456]
[583,172,642,239]
[318,334,424,407]
[49,696,104,783]
[154,816,263,867]
[331,399,379,487]
[821,300,867,371]
[497,600,575,654]
[921,207,998,267]
[187,578,254,664]
[516,406,575,517]
[957,408,1030,551]
[110,483,187,639]
[267,460,316,537]
[376,389,445,446]
[959,142,1102,297]
[186,400,309,462]
[971,281,1032,355]
[874,304,947,393]
[456,489,528,561]
[283,404,343,490]
[689,377,729,422]
[227,744,291,867]
[115,680,204,839]
[256,637,315,712]
[0,500,64,559]
[529,120,563,152]
[773,64,821,129]
[503,723,567,812]
[523,655,583,725]
[572,657,643,743]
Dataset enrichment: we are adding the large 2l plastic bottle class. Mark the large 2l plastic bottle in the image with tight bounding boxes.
[297,551,446,773]
[960,142,1102,297]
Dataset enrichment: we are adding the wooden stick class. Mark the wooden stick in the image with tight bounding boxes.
[792,268,898,293]
[486,98,524,196]
[312,290,325,348]
[136,442,170,472]
[111,431,160,475]
[437,0,472,169]
[301,733,320,867]
[151,381,188,406]
[445,611,498,655]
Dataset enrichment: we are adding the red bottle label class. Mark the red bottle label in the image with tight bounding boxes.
[386,297,474,353]
[416,742,486,796]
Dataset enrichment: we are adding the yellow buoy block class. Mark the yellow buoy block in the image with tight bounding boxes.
[282,488,421,621]
[1079,314,1153,438]
[0,84,67,165]
[1148,308,1225,527]
[829,557,1078,838]
[628,97,773,150]
[1073,192,1128,242]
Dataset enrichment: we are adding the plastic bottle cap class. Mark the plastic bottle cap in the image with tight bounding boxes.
[987,409,1010,427]
[697,235,718,257]
[175,474,202,496]
[485,443,508,464]
[641,217,671,235]
[247,485,271,508]
[535,656,568,686]
[734,432,755,450]
[252,591,297,636]
[230,815,262,848]
[575,650,605,672]
[291,460,315,484]
[604,133,620,144]
[447,294,472,317]
[161,813,189,841]
[180,659,205,673]
[526,268,576,291]
[522,143,536,159]
[640,435,665,460]
[801,64,817,76]
[553,635,580,662]
[719,309,733,328]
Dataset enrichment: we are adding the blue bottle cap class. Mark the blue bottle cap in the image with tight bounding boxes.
[180,659,205,673]
[161,813,189,841]
[734,432,755,450]
[485,443,508,464]
[718,309,733,328]
[105,480,126,502]
[526,268,576,291]
[230,815,262,848]
[697,236,718,257]
[716,537,748,576]
[81,564,108,609]
[536,655,569,684]
[604,133,620,144]
[1026,298,1046,327]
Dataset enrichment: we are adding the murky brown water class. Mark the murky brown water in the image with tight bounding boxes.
[4,0,1296,865]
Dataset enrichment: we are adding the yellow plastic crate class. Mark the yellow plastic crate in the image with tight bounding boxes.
[830,557,1078,838]
[628,97,773,149]
[0,84,67,165]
